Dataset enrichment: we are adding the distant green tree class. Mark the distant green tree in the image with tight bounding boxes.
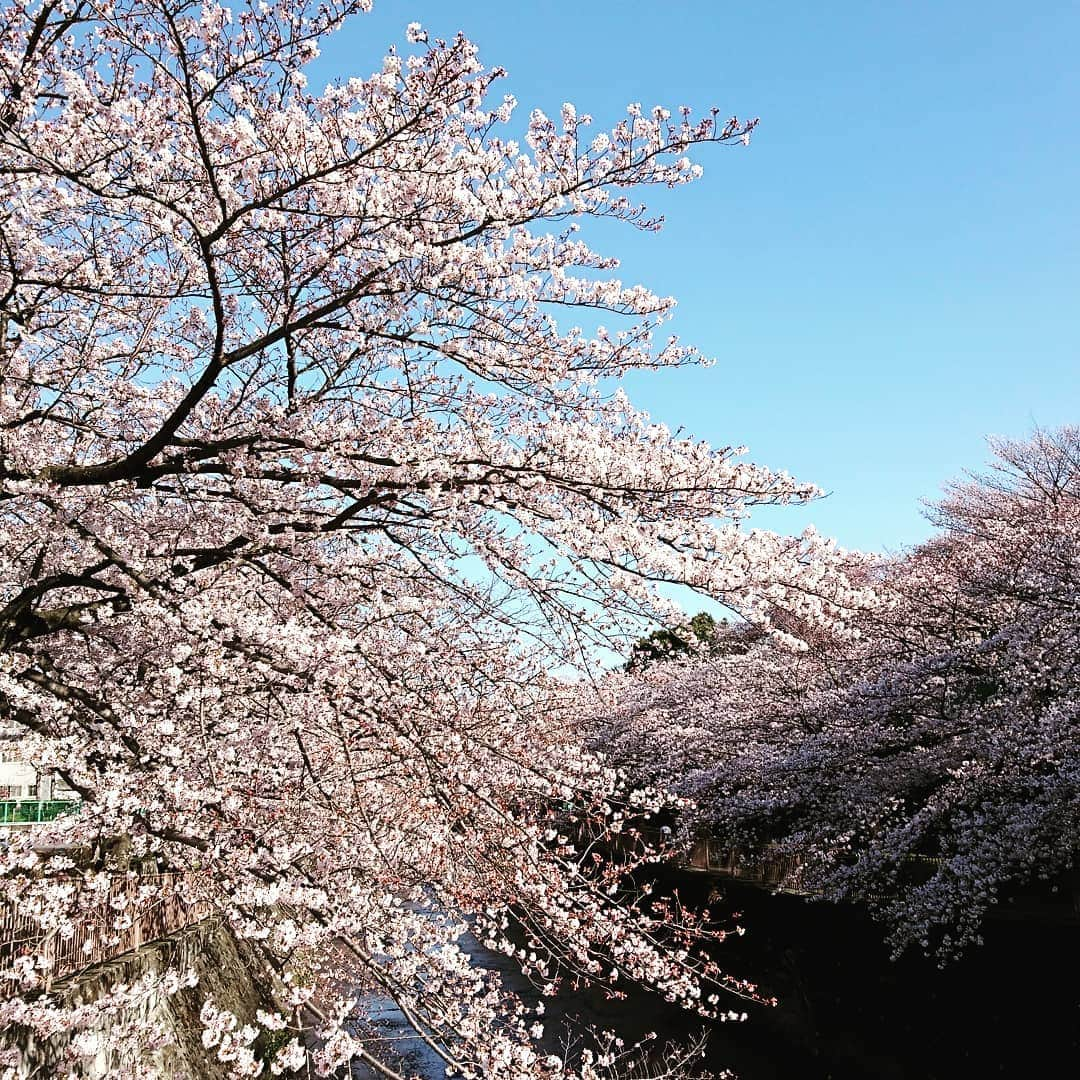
[624,612,728,670]
[625,612,767,670]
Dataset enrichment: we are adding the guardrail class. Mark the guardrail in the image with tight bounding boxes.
[0,800,79,826]
[685,837,806,890]
[0,869,211,995]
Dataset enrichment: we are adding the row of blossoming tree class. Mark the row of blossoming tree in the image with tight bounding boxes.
[0,0,867,1075]
[599,427,1080,960]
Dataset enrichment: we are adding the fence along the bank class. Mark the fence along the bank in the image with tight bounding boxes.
[686,836,806,890]
[0,869,210,996]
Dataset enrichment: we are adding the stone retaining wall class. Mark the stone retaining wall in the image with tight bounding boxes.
[2,918,281,1079]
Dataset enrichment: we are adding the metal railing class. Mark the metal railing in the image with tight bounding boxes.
[0,800,79,826]
[687,838,806,891]
[0,870,211,995]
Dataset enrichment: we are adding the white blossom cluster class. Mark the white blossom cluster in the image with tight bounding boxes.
[0,0,843,1074]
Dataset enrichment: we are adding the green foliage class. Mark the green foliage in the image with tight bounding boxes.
[624,612,766,671]
[624,612,720,671]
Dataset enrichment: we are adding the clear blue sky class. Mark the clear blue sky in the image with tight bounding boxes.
[315,1,1079,554]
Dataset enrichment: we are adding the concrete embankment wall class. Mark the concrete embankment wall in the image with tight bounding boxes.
[2,918,280,1079]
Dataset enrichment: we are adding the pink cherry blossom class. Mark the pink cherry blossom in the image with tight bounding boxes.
[601,428,1080,959]
[0,0,850,1073]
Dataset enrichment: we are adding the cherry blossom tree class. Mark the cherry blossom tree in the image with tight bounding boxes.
[0,0,860,1074]
[601,429,1080,959]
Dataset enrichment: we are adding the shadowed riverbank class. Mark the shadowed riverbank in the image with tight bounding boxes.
[352,871,1080,1078]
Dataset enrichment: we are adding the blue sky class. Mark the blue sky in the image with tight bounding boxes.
[315,1,1079,554]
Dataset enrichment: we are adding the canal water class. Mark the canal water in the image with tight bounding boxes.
[349,893,787,1080]
[353,873,1080,1079]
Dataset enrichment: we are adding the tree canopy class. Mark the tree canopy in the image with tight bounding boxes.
[0,1,862,1074]
[601,429,1080,957]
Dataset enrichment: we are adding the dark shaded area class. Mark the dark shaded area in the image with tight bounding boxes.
[349,870,1080,1079]
[641,870,1080,1078]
